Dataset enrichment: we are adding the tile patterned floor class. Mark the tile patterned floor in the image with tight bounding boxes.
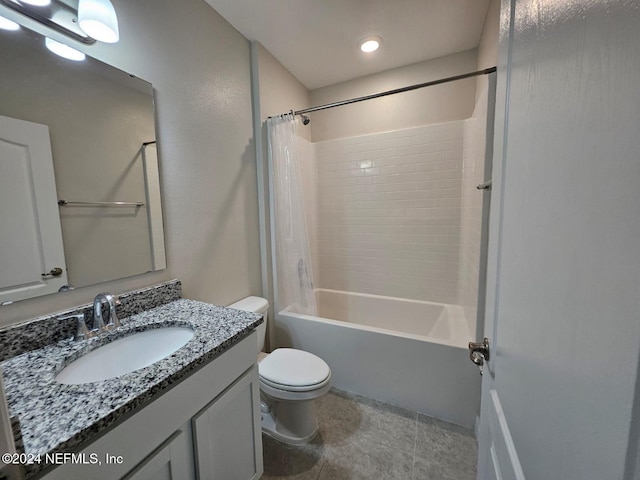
[261,389,477,480]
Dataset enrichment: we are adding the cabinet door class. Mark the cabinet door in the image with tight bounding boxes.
[192,366,263,480]
[123,429,193,480]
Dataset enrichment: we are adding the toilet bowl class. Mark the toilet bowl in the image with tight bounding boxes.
[228,297,331,445]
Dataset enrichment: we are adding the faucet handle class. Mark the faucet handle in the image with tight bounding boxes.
[103,296,122,331]
[58,313,92,341]
[114,298,122,327]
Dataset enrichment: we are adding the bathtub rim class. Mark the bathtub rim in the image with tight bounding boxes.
[281,288,471,349]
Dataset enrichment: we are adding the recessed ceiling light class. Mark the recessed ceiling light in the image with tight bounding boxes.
[359,36,382,53]
[45,37,86,61]
[0,15,20,31]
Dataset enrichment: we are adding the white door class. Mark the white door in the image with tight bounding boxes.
[475,1,640,479]
[0,115,68,303]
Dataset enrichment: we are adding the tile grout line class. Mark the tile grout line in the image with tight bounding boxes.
[315,459,326,480]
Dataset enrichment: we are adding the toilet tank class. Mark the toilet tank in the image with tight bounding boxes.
[227,296,269,354]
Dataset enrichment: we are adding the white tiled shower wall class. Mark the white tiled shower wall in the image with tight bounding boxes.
[295,117,486,335]
[312,122,466,305]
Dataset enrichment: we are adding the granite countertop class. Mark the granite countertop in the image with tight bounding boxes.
[0,298,262,469]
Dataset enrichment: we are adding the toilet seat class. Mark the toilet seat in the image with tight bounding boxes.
[260,374,331,392]
[259,348,331,392]
[260,374,332,402]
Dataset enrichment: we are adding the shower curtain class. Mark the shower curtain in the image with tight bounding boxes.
[267,113,318,316]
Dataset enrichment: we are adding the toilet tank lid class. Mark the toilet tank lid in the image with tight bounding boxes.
[227,296,269,315]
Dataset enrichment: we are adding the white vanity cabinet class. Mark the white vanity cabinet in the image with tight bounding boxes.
[193,367,262,480]
[122,429,193,480]
[40,332,263,480]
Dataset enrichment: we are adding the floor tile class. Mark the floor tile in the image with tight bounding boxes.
[317,445,413,480]
[413,456,466,480]
[414,414,477,479]
[317,389,417,452]
[261,433,325,479]
[261,389,478,480]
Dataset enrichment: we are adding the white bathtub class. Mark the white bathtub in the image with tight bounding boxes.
[276,289,481,427]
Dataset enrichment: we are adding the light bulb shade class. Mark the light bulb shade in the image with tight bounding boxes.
[78,0,119,43]
[45,37,86,61]
[0,15,20,31]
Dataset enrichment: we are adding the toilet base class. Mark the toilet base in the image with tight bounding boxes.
[260,389,328,445]
[261,409,319,445]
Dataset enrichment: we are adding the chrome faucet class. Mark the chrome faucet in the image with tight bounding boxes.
[57,293,122,341]
[93,293,122,332]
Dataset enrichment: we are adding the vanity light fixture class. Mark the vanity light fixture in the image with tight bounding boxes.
[45,37,86,61]
[359,36,382,53]
[0,14,20,30]
[18,0,51,6]
[0,0,119,44]
[77,0,119,43]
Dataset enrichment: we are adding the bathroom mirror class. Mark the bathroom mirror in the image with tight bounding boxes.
[0,24,166,304]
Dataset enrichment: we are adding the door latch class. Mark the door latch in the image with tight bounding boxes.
[42,267,63,278]
[468,337,490,375]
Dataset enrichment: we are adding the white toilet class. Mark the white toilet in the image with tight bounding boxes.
[228,296,331,445]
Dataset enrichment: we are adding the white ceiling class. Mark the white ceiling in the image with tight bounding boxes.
[205,0,492,90]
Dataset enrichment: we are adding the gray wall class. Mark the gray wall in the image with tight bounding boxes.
[0,0,261,326]
[476,0,500,98]
[309,49,479,142]
[477,0,500,71]
[255,43,310,136]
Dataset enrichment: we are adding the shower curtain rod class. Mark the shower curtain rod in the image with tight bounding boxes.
[271,66,497,119]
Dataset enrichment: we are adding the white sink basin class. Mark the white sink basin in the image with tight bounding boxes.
[56,327,194,385]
